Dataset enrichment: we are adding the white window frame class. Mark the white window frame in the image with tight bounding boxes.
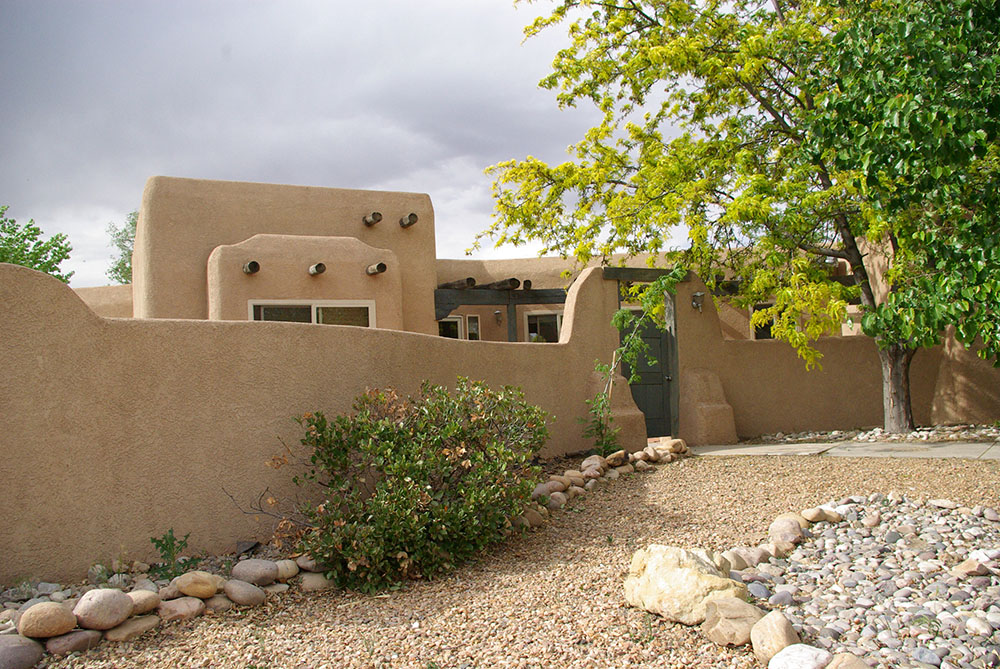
[465,314,481,341]
[248,299,377,327]
[437,315,464,339]
[523,310,564,343]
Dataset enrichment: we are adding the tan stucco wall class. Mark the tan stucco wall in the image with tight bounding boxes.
[133,176,437,334]
[673,274,1000,443]
[206,234,403,330]
[0,263,644,584]
[74,284,133,318]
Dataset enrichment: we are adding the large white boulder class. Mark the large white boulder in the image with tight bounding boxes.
[623,544,748,625]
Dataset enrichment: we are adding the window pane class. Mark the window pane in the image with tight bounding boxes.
[438,320,460,338]
[257,305,311,323]
[317,306,370,327]
[527,314,559,343]
[467,316,480,341]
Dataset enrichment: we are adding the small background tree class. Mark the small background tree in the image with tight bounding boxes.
[107,210,138,284]
[0,205,73,283]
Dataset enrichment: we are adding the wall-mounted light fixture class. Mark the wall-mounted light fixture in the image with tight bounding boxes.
[242,261,260,274]
[691,291,705,312]
[363,212,382,226]
[366,262,387,275]
[309,263,326,276]
[399,213,418,228]
[494,309,503,325]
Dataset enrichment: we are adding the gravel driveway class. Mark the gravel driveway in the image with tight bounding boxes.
[48,455,1000,668]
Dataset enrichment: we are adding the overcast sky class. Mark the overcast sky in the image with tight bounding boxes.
[1,0,608,287]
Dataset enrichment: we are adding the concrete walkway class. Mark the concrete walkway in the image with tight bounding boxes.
[690,440,1000,459]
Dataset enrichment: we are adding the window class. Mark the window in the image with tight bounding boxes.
[466,315,480,341]
[752,304,774,340]
[438,316,463,339]
[525,312,562,343]
[249,300,376,327]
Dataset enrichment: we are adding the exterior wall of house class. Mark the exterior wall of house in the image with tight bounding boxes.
[74,284,133,318]
[206,234,403,330]
[673,273,1000,443]
[132,176,438,334]
[0,262,644,584]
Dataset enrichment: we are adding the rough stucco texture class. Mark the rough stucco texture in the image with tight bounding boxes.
[74,284,133,318]
[0,263,641,584]
[133,176,437,334]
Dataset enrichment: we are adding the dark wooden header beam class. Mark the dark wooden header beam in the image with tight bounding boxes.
[434,287,568,340]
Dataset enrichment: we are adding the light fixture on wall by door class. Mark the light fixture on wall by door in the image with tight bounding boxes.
[691,291,705,312]
[494,310,503,325]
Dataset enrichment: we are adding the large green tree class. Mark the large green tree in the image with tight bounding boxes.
[106,210,138,284]
[481,0,999,432]
[0,205,74,283]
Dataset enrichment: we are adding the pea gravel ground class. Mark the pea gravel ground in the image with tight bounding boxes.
[45,455,1000,669]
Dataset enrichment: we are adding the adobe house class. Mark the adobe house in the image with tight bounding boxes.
[3,175,998,583]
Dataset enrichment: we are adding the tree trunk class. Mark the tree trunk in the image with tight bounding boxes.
[878,344,917,433]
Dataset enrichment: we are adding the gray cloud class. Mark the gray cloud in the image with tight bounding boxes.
[1,0,602,286]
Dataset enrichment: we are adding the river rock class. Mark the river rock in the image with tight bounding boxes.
[624,544,748,625]
[546,491,568,510]
[702,597,765,646]
[231,559,278,586]
[604,450,627,467]
[45,629,102,656]
[275,559,300,581]
[127,589,160,615]
[16,601,76,638]
[615,464,635,475]
[299,572,335,592]
[768,643,832,669]
[205,595,233,612]
[105,614,160,642]
[523,508,545,527]
[295,555,320,572]
[176,570,219,598]
[73,588,134,630]
[774,512,810,529]
[827,653,870,669]
[224,580,266,607]
[634,460,653,472]
[157,596,205,622]
[750,610,800,664]
[0,635,44,669]
[580,454,606,471]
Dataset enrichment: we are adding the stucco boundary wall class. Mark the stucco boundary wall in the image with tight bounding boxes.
[673,274,1000,444]
[0,263,644,584]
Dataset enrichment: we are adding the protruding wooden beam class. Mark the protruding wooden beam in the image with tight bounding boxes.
[437,277,476,290]
[475,278,520,291]
[522,279,532,290]
[309,263,326,276]
[363,212,382,226]
[366,262,387,275]
[399,213,418,228]
[242,261,260,274]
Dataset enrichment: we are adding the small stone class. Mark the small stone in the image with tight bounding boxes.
[984,507,999,522]
[127,589,161,615]
[614,464,635,475]
[73,588,134,630]
[862,511,881,527]
[747,582,771,600]
[774,512,810,529]
[546,491,568,510]
[965,616,993,636]
[204,595,233,612]
[768,644,833,669]
[105,614,160,642]
[769,590,794,606]
[584,479,599,492]
[295,555,320,572]
[0,635,45,669]
[158,583,182,601]
[131,561,150,573]
[702,597,765,646]
[604,468,620,481]
[16,602,76,639]
[299,572,334,592]
[176,571,219,599]
[580,454,606,471]
[801,507,826,523]
[224,579,266,607]
[263,583,289,595]
[929,499,958,510]
[132,578,158,593]
[721,550,748,571]
[274,559,299,581]
[642,445,660,462]
[750,610,800,664]
[604,450,627,467]
[582,467,602,480]
[634,460,653,472]
[911,647,942,666]
[231,559,278,586]
[45,629,102,656]
[157,596,205,622]
[523,508,545,527]
[827,653,870,669]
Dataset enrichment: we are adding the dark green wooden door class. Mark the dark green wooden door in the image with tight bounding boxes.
[621,301,677,437]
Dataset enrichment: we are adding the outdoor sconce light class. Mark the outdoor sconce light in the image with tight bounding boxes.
[362,212,382,226]
[691,291,705,312]
[309,263,326,276]
[399,213,418,228]
[494,309,503,325]
[242,261,260,274]
[366,262,387,275]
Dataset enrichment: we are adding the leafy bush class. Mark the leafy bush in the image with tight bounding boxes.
[293,378,548,592]
[581,389,620,457]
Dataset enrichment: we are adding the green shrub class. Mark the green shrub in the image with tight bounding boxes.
[293,378,548,592]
